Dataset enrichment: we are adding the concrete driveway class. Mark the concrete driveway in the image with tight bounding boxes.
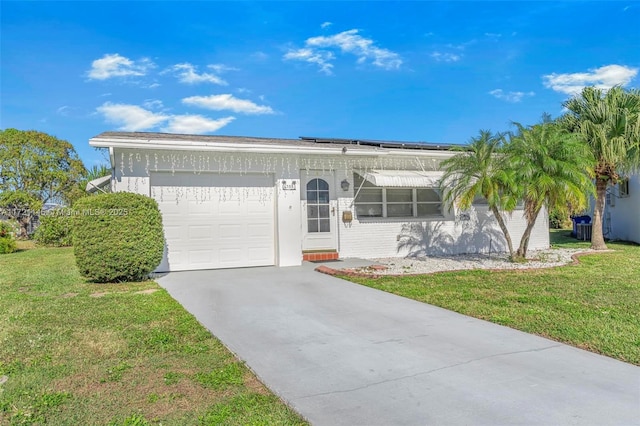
[157,263,639,425]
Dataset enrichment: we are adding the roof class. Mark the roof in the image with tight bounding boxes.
[90,131,462,156]
[85,175,111,193]
[300,136,459,151]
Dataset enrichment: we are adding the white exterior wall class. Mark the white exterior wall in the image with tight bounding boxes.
[111,147,550,267]
[337,192,549,258]
[606,174,640,244]
[112,148,304,267]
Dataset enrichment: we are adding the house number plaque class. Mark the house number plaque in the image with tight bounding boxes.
[281,180,297,191]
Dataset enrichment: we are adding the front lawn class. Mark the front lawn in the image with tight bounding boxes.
[345,230,640,365]
[0,245,306,425]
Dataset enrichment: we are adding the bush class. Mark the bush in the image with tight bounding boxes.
[33,210,73,246]
[0,221,13,238]
[549,207,572,229]
[0,237,17,254]
[72,192,165,283]
[0,221,17,254]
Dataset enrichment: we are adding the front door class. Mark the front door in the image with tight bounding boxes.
[301,171,338,251]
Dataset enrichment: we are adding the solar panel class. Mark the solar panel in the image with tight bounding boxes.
[299,136,460,151]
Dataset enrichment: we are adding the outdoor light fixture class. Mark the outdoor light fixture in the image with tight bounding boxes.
[341,179,350,191]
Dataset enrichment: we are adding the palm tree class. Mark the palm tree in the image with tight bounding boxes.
[562,86,640,250]
[85,164,111,182]
[506,121,594,258]
[440,130,519,259]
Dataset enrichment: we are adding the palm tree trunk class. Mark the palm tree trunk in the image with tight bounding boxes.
[490,205,515,259]
[516,208,542,259]
[591,178,608,250]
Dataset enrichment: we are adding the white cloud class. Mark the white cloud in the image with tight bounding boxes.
[430,51,461,62]
[167,63,228,85]
[321,21,332,29]
[542,64,638,96]
[183,94,275,115]
[308,30,402,69]
[57,106,71,116]
[284,48,335,75]
[208,64,238,73]
[88,54,155,80]
[162,115,235,133]
[429,40,475,63]
[96,102,235,134]
[142,99,164,110]
[284,29,402,73]
[96,102,169,131]
[489,89,535,103]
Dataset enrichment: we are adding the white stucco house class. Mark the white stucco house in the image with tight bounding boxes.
[602,173,640,244]
[90,132,549,272]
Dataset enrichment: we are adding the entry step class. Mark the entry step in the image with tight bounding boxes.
[303,251,339,262]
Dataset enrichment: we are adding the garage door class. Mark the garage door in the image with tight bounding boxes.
[151,172,275,272]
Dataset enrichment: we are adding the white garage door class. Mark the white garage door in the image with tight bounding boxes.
[151,172,275,272]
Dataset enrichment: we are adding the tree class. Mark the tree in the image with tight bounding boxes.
[85,164,111,182]
[506,120,594,258]
[562,86,640,250]
[440,130,519,259]
[0,129,86,237]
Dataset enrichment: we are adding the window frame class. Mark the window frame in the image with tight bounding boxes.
[354,186,443,219]
[619,178,630,198]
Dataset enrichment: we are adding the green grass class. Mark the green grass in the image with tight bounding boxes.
[345,230,640,365]
[0,244,306,425]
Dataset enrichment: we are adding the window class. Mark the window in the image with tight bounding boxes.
[353,173,442,218]
[306,178,330,233]
[619,178,630,198]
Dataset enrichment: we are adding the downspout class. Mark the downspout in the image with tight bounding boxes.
[109,146,115,192]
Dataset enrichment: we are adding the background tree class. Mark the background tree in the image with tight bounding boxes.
[562,86,640,250]
[506,120,594,258]
[0,129,86,237]
[440,130,519,259]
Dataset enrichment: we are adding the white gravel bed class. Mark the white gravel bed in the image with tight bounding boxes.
[353,248,590,275]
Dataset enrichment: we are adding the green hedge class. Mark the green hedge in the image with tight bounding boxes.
[72,192,165,283]
[34,210,73,246]
[0,221,17,254]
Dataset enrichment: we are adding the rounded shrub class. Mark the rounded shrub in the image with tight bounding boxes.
[0,221,17,254]
[72,192,165,283]
[0,237,17,254]
[34,209,74,247]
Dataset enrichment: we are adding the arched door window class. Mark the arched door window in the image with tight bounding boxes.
[306,178,330,233]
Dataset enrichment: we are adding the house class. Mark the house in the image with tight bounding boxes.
[602,173,640,244]
[89,132,550,272]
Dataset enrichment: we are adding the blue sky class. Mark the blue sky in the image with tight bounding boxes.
[1,1,639,167]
